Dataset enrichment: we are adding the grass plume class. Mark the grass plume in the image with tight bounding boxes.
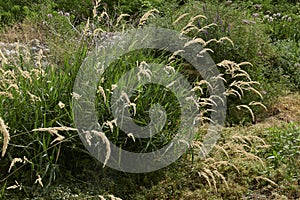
[0,117,10,157]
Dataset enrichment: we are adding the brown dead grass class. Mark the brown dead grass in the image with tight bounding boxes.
[0,20,47,43]
[227,92,300,144]
[266,92,300,123]
[256,92,300,128]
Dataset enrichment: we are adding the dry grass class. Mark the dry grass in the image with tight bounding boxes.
[0,49,8,66]
[82,129,111,167]
[32,127,77,145]
[0,117,10,157]
[116,14,130,27]
[172,13,190,25]
[7,180,22,190]
[0,20,46,43]
[195,157,231,192]
[260,92,300,124]
[187,121,274,195]
[34,174,44,188]
[168,13,266,124]
[8,156,29,173]
[141,128,272,198]
[138,9,160,26]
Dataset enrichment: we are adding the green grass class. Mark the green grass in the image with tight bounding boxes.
[264,123,300,182]
[0,0,300,199]
[0,43,88,190]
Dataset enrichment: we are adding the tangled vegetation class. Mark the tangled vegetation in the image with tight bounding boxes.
[0,0,299,199]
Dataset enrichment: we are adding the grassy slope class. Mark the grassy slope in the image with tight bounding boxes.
[3,93,299,199]
[1,1,300,199]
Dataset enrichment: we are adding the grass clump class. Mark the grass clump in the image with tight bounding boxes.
[0,0,299,199]
[0,39,88,194]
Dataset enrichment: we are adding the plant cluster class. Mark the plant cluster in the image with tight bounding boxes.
[0,0,299,199]
[264,123,300,182]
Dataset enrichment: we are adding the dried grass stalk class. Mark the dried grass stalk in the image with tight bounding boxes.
[103,119,117,133]
[139,9,159,26]
[34,174,43,187]
[83,17,90,36]
[7,180,22,190]
[107,194,123,200]
[91,130,111,167]
[8,159,21,171]
[198,171,212,189]
[172,13,190,25]
[98,195,106,200]
[116,14,130,27]
[32,127,77,135]
[127,133,136,142]
[97,86,107,102]
[0,91,13,99]
[0,117,10,157]
[93,0,102,18]
[32,127,77,144]
[189,14,207,22]
[27,91,41,102]
[0,49,8,66]
[8,157,27,173]
[236,105,255,122]
[255,176,278,187]
[213,170,229,190]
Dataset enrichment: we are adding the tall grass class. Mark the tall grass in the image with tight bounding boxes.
[0,0,282,198]
[0,38,87,190]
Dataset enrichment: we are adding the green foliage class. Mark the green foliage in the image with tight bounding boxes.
[0,0,42,26]
[152,0,300,124]
[0,44,88,190]
[103,0,178,15]
[264,123,300,181]
[96,50,184,153]
[271,40,300,90]
[207,0,300,42]
[149,1,274,124]
[1,0,300,198]
[51,0,93,24]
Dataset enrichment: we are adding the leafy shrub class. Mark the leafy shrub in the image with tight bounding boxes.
[0,0,42,27]
[51,0,94,25]
[261,6,300,42]
[270,40,300,91]
[102,0,178,15]
[49,0,180,21]
[211,0,300,42]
